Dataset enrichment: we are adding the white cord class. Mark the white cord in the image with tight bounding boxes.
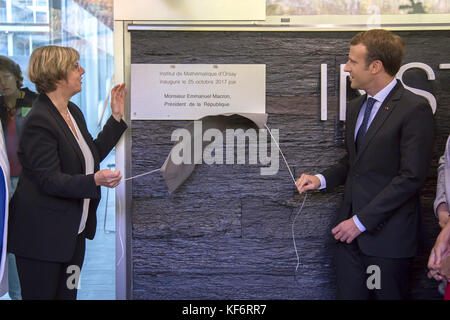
[124,168,161,181]
[117,167,161,268]
[117,126,307,273]
[264,124,307,273]
[292,193,307,272]
[116,193,125,268]
[264,124,296,184]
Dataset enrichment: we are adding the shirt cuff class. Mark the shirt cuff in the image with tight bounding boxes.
[315,174,326,190]
[352,215,366,232]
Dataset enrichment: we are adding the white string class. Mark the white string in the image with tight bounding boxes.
[264,124,296,184]
[264,124,307,273]
[117,167,161,267]
[116,193,125,268]
[116,125,307,273]
[124,168,161,181]
[292,193,307,272]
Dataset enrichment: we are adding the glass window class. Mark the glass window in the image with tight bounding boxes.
[35,0,49,23]
[0,0,6,22]
[12,33,30,56]
[35,11,46,23]
[11,0,34,23]
[0,33,7,56]
[30,32,48,50]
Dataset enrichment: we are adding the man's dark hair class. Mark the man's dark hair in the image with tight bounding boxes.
[350,29,404,76]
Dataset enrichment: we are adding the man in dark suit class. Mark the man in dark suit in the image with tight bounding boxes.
[296,29,434,299]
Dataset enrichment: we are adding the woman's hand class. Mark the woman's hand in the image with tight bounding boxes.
[437,202,450,229]
[94,169,122,188]
[110,83,127,122]
[428,222,450,281]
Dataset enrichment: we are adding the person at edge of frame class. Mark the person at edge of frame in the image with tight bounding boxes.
[428,134,450,300]
[0,55,38,300]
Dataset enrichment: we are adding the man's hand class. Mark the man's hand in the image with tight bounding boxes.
[295,174,321,194]
[332,218,362,244]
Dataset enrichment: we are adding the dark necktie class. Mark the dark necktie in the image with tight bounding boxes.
[355,97,376,152]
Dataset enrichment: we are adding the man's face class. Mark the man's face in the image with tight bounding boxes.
[344,44,373,91]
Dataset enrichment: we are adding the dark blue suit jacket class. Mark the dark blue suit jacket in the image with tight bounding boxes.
[322,82,434,258]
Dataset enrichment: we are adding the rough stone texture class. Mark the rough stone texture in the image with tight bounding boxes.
[129,30,450,300]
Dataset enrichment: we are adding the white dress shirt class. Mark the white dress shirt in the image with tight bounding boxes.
[67,111,95,234]
[316,78,398,232]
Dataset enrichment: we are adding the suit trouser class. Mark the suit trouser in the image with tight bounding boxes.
[15,232,86,300]
[334,240,412,300]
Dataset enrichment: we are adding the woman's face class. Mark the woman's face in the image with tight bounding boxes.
[0,70,19,97]
[60,61,85,96]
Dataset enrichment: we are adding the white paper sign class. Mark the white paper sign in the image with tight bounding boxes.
[130,64,265,120]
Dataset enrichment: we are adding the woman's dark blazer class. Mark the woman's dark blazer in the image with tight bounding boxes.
[7,93,127,263]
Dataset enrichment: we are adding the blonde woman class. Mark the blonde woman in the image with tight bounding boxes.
[7,46,127,300]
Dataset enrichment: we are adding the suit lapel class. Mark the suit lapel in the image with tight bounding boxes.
[354,82,403,163]
[41,94,86,172]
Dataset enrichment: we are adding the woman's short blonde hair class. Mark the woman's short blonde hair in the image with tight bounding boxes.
[27,45,80,94]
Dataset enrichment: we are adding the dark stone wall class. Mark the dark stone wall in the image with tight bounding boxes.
[129,30,450,299]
